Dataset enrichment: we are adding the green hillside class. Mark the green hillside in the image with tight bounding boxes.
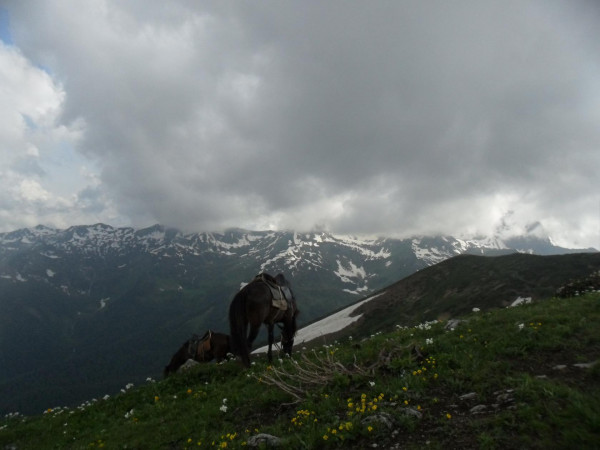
[2,293,598,449]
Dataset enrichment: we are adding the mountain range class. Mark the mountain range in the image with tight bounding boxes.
[0,223,596,415]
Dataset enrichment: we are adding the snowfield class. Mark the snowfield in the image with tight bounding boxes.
[253,292,385,354]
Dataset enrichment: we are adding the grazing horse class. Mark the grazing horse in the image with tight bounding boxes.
[163,330,230,377]
[228,273,298,367]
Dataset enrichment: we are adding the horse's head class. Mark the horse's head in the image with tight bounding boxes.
[281,334,294,356]
[281,306,299,357]
[163,338,195,378]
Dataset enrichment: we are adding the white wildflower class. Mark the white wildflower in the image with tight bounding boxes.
[472,307,480,313]
[426,338,434,345]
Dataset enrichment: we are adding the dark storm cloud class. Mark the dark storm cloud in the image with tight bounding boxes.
[4,1,600,247]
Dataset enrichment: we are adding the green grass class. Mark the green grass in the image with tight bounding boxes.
[1,294,599,449]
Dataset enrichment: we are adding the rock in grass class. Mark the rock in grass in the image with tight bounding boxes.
[362,412,395,428]
[247,433,282,447]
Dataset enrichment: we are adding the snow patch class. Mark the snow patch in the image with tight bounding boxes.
[334,260,366,283]
[509,296,532,307]
[253,292,385,353]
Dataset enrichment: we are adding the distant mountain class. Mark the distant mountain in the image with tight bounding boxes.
[0,224,595,414]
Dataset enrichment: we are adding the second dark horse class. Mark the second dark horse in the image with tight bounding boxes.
[228,273,298,367]
[163,330,230,377]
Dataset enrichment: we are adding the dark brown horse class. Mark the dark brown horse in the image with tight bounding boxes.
[228,273,298,367]
[163,330,230,377]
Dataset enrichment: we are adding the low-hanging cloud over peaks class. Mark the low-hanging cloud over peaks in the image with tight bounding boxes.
[1,1,599,248]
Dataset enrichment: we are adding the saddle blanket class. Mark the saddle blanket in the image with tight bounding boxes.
[255,273,292,311]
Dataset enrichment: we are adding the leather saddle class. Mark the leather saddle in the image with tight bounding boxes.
[254,273,293,311]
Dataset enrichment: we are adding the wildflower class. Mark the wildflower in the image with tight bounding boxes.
[367,426,373,432]
[154,396,159,402]
[446,413,452,419]
[425,338,434,345]
[472,307,480,312]
[187,389,192,395]
[369,381,376,387]
[518,323,524,330]
[323,435,329,440]
[220,404,228,413]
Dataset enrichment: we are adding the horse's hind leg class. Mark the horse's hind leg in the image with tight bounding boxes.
[246,323,261,353]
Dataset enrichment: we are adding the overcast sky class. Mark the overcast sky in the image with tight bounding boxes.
[1,1,599,248]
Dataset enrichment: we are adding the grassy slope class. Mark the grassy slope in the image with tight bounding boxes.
[352,252,600,336]
[1,293,599,450]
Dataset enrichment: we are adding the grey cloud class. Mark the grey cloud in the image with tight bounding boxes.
[5,1,600,247]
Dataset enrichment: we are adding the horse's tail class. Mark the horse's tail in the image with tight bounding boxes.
[228,291,250,367]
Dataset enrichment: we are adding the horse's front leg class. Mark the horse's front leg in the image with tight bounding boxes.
[267,324,274,363]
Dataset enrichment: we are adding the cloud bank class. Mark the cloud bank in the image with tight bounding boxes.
[1,1,599,248]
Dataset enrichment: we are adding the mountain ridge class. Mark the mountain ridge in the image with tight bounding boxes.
[0,223,596,415]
